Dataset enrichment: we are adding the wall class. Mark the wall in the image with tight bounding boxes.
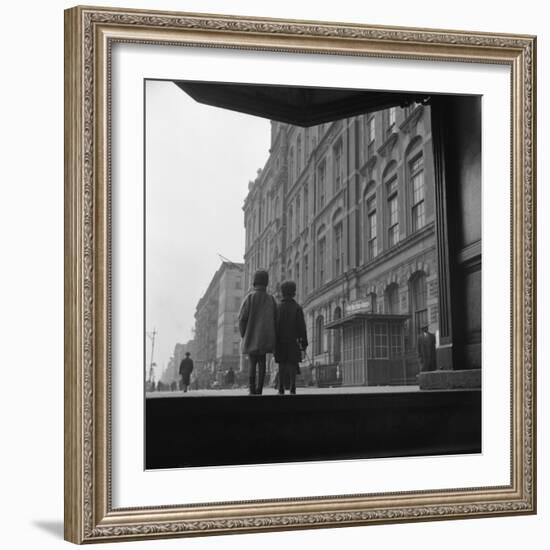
[0,1,546,550]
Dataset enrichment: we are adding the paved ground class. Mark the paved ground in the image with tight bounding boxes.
[146,385,420,398]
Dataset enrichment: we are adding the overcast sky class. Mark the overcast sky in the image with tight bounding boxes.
[146,80,271,373]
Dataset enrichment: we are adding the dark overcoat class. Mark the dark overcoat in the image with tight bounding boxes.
[417,331,436,372]
[238,287,277,355]
[274,297,308,364]
[179,357,194,384]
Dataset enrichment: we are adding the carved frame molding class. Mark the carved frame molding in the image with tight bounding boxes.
[64,5,536,544]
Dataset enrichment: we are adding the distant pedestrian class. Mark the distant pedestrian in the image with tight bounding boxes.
[274,280,308,395]
[179,352,194,392]
[225,367,235,387]
[238,269,277,395]
[417,325,436,372]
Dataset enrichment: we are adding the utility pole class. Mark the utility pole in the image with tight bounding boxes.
[147,328,157,384]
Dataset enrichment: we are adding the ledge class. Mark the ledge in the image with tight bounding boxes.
[146,389,481,468]
[418,369,482,390]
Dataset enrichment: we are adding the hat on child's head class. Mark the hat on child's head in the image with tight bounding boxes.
[253,269,269,288]
[281,280,296,298]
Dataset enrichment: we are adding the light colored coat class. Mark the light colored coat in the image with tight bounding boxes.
[238,287,277,355]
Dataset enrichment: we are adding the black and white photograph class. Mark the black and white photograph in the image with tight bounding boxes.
[144,80,482,469]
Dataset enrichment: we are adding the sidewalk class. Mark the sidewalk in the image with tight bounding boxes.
[146,385,420,398]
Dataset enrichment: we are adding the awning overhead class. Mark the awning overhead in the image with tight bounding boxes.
[325,313,410,329]
[174,80,430,127]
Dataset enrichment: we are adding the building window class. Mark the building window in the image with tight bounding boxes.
[318,236,326,286]
[333,140,343,192]
[232,341,240,356]
[317,160,326,211]
[385,283,399,314]
[367,116,376,158]
[384,108,397,140]
[315,315,324,355]
[296,135,302,177]
[303,184,309,227]
[334,222,343,276]
[365,195,377,261]
[389,107,396,126]
[410,154,426,231]
[387,177,399,247]
[303,253,309,296]
[295,261,300,296]
[390,323,402,357]
[410,272,428,349]
[369,292,377,313]
[296,195,301,235]
[288,205,293,242]
[331,307,342,363]
[235,278,242,290]
[388,107,396,133]
[374,323,388,359]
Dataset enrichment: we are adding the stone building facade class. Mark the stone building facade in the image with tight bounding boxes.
[194,262,244,384]
[243,103,438,385]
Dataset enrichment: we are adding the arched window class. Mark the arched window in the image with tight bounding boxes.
[386,173,399,247]
[333,307,342,362]
[410,153,426,232]
[315,315,325,355]
[409,271,428,347]
[385,283,399,314]
[364,193,377,261]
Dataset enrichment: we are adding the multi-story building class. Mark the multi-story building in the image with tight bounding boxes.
[243,103,438,386]
[194,262,244,384]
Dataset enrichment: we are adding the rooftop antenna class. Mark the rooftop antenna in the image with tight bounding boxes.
[217,253,239,269]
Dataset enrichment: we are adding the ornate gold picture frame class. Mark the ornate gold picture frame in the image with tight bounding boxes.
[64,5,536,544]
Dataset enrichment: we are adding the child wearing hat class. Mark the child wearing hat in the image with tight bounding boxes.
[238,269,277,395]
[274,280,308,395]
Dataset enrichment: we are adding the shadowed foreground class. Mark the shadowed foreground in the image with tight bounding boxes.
[145,389,481,469]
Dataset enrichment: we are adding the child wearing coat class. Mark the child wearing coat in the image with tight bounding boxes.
[274,280,308,395]
[238,269,277,395]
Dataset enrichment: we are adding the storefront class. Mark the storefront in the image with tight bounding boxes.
[325,312,410,386]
